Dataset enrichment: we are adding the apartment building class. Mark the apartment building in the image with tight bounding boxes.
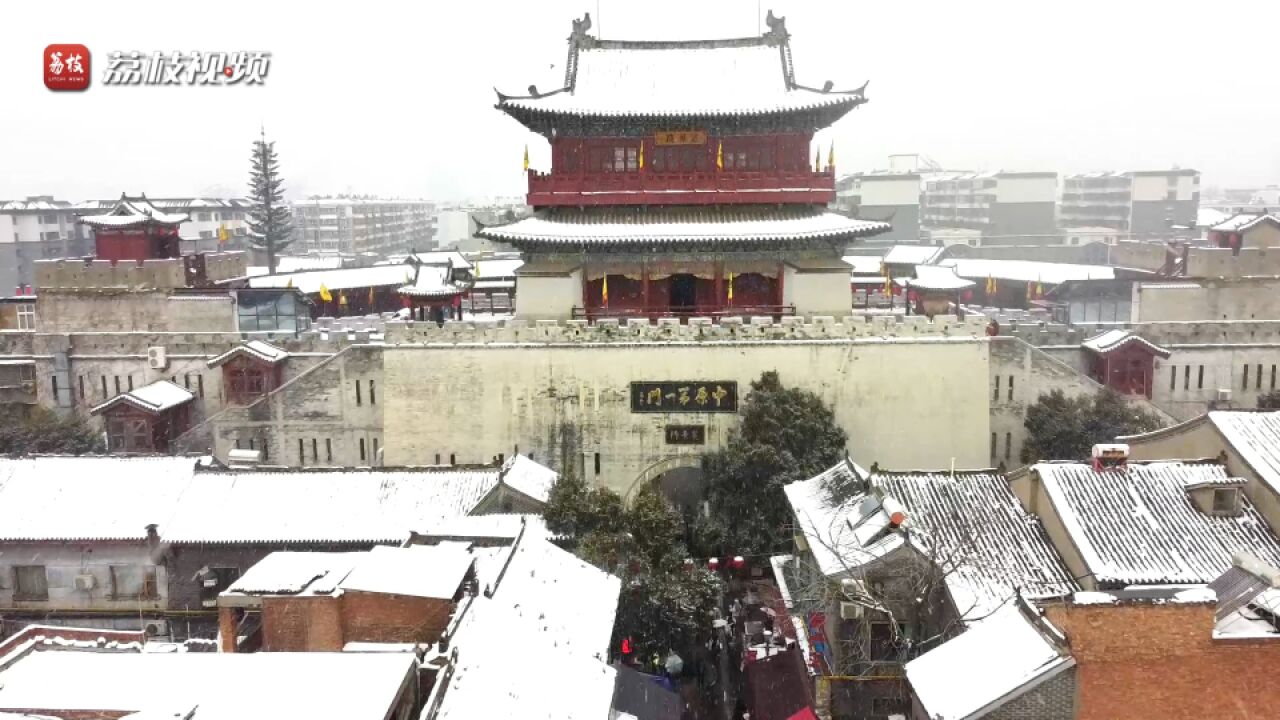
[922,171,1058,243]
[290,198,435,257]
[836,171,922,244]
[0,197,93,293]
[1060,169,1199,238]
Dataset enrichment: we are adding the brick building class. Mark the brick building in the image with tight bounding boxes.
[218,544,477,652]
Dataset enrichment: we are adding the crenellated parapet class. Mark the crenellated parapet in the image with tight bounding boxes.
[381,313,993,345]
[35,252,247,292]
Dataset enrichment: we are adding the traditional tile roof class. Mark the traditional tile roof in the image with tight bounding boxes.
[1032,460,1280,586]
[499,454,557,503]
[882,245,943,266]
[906,601,1073,720]
[89,379,194,416]
[77,194,188,229]
[1080,329,1171,358]
[247,264,415,294]
[397,264,470,299]
[909,265,974,292]
[786,463,1077,619]
[497,14,865,122]
[0,456,203,542]
[479,206,889,250]
[1210,212,1280,233]
[206,339,289,368]
[936,258,1118,285]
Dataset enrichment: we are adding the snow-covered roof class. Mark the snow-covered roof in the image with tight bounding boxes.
[89,379,194,416]
[397,264,469,298]
[473,257,524,278]
[480,206,890,249]
[436,534,621,720]
[162,468,502,544]
[338,544,474,599]
[248,264,415,294]
[883,245,943,266]
[937,257,1117,284]
[906,602,1073,720]
[409,250,472,270]
[77,194,188,228]
[0,650,415,720]
[1206,411,1280,500]
[1032,460,1280,586]
[497,20,865,121]
[0,456,201,541]
[500,454,557,503]
[1197,208,1233,229]
[206,339,289,368]
[1080,329,1171,358]
[785,462,1077,619]
[843,255,884,276]
[909,264,975,291]
[224,551,363,596]
[1210,212,1280,233]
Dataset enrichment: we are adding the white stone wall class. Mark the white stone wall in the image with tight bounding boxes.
[514,271,582,321]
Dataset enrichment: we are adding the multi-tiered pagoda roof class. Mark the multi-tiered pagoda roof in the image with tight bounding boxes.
[497,12,867,131]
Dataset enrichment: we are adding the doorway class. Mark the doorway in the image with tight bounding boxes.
[670,274,697,311]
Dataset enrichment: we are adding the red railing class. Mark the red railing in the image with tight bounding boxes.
[528,169,835,207]
[571,305,796,322]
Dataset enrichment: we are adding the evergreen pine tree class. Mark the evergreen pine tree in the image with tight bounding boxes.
[246,130,293,273]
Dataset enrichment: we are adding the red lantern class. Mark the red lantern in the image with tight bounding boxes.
[707,557,720,571]
[731,556,746,570]
[621,637,633,655]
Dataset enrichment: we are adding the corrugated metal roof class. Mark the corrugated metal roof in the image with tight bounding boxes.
[1034,460,1280,586]
[1209,412,1280,500]
[480,206,889,247]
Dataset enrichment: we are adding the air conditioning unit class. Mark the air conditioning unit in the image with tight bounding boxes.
[839,601,864,620]
[147,346,168,370]
[1216,388,1232,404]
[143,620,169,637]
[74,574,96,591]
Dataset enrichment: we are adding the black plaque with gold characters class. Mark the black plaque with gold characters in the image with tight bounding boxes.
[630,381,738,413]
[664,425,706,444]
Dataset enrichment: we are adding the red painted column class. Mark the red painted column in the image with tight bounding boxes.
[642,265,651,318]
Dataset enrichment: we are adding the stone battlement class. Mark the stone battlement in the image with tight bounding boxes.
[35,252,247,291]
[381,313,993,345]
[988,315,1280,348]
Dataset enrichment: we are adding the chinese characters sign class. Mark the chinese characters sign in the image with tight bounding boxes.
[630,381,737,413]
[665,425,706,445]
[653,131,707,146]
[102,51,270,85]
[44,44,90,91]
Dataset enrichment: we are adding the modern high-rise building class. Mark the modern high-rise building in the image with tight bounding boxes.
[290,198,435,257]
[1060,169,1199,238]
[921,171,1058,243]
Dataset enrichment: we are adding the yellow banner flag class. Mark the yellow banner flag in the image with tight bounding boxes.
[318,283,332,302]
[368,286,375,306]
[815,145,821,172]
[217,223,229,244]
[601,274,609,307]
[828,142,835,171]
[522,145,529,171]
[727,272,735,302]
[285,277,293,289]
[338,292,348,306]
[638,143,644,170]
[716,141,723,171]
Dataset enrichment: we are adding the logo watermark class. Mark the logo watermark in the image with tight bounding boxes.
[44,44,91,91]
[102,51,271,85]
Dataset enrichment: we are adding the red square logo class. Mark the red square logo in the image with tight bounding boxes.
[44,44,90,91]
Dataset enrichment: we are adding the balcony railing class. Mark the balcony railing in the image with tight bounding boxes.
[572,304,796,322]
[528,169,835,207]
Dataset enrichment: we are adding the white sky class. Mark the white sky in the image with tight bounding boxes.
[1,0,1278,203]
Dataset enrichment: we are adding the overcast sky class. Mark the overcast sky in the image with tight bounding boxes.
[2,0,1278,203]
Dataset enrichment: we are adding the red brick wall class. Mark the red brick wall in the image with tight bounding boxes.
[1044,602,1280,720]
[262,596,344,651]
[340,591,454,645]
